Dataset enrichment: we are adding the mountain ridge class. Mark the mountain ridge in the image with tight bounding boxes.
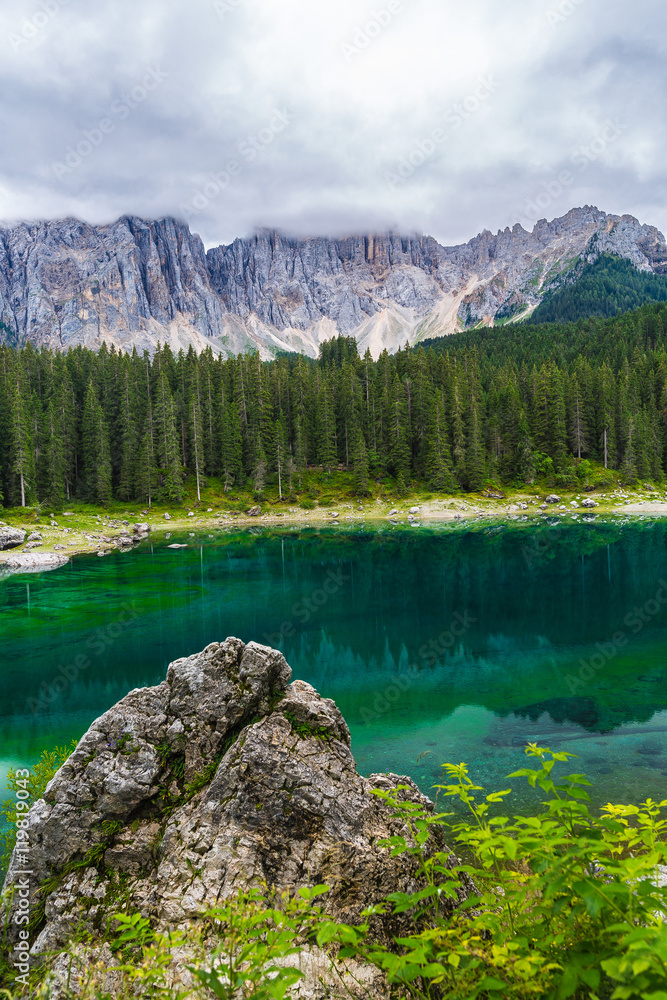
[0,206,664,358]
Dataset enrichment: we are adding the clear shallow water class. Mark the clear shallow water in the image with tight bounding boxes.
[2,518,667,816]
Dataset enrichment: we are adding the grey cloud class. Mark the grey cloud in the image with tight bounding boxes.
[0,0,665,248]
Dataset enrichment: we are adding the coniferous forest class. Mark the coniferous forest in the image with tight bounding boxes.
[528,253,667,325]
[2,301,667,510]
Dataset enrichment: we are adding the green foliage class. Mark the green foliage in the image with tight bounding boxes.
[530,254,667,325]
[313,746,667,1000]
[46,887,329,1000]
[283,709,331,741]
[10,748,667,1000]
[3,302,667,505]
[0,742,76,881]
[190,887,326,1000]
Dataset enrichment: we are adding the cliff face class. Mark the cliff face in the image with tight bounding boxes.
[1,638,462,997]
[0,216,229,356]
[0,206,665,359]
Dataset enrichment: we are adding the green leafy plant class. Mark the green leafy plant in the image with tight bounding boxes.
[0,742,77,880]
[191,886,329,1000]
[9,746,667,1000]
[283,710,331,742]
[312,745,667,1000]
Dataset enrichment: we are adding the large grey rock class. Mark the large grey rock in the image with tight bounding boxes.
[0,207,665,360]
[1,639,465,996]
[3,552,68,573]
[0,526,26,550]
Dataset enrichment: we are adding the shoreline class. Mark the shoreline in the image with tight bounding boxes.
[2,491,667,574]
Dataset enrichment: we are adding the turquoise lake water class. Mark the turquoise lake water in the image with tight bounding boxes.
[2,518,667,816]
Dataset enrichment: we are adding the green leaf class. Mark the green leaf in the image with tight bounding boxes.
[478,975,506,991]
[297,884,330,900]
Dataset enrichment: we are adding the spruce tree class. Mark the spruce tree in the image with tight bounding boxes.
[275,413,288,500]
[136,429,158,507]
[317,384,338,474]
[389,375,411,488]
[352,422,369,495]
[154,372,183,502]
[6,363,35,507]
[41,400,65,511]
[221,403,243,492]
[117,370,138,502]
[426,399,456,491]
[81,383,112,504]
[189,378,205,503]
[464,397,486,492]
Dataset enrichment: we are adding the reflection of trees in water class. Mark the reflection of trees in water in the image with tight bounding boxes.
[4,520,667,742]
[272,520,667,663]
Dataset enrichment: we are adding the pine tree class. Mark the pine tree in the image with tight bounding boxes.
[317,383,338,473]
[189,378,205,503]
[275,413,289,500]
[81,383,112,504]
[251,424,267,497]
[568,375,589,460]
[41,400,65,511]
[154,372,183,502]
[425,398,457,491]
[6,362,35,507]
[136,429,158,507]
[352,422,369,495]
[389,375,411,488]
[464,396,486,492]
[221,403,243,492]
[117,370,138,502]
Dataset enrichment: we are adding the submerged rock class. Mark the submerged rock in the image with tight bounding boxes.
[1,638,467,995]
[3,552,69,573]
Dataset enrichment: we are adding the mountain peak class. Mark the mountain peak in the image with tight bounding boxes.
[0,207,665,358]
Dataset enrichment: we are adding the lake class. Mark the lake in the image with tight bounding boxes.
[3,517,667,817]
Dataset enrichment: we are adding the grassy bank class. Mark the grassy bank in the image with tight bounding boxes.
[1,464,666,568]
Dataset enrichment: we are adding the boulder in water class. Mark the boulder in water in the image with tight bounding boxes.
[4,552,68,573]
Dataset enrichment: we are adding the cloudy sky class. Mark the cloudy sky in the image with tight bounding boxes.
[0,0,665,248]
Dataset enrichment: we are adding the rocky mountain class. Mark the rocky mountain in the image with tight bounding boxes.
[1,638,468,997]
[0,207,665,359]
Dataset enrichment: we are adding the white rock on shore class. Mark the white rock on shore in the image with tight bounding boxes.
[0,526,27,550]
[3,552,69,573]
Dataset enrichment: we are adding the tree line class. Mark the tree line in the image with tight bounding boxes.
[2,300,667,509]
[528,253,667,325]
